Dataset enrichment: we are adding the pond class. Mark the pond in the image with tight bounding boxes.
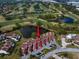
[20,25,49,38]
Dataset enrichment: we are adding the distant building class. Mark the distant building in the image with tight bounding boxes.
[54,0,79,8]
[54,0,68,3]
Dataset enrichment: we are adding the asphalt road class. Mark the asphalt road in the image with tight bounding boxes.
[41,48,79,59]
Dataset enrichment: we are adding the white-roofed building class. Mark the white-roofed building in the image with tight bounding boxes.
[66,34,77,39]
[0,50,9,54]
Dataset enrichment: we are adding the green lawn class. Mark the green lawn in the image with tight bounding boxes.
[0,19,27,27]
